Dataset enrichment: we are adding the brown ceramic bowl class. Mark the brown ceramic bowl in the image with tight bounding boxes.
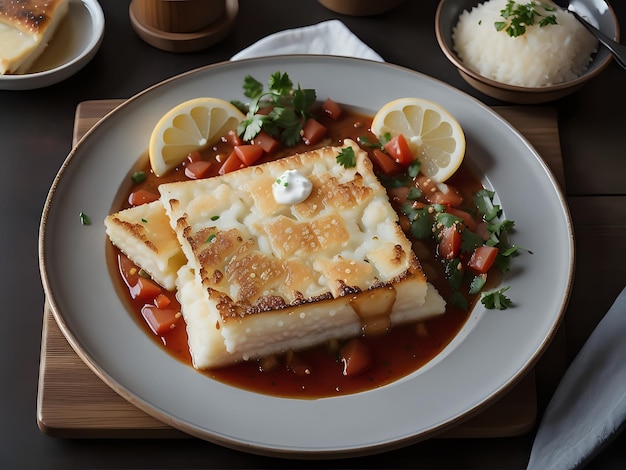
[435,0,620,103]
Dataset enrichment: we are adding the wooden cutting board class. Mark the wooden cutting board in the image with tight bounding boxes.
[37,100,564,439]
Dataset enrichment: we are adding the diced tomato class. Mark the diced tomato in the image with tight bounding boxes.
[302,118,327,145]
[370,148,401,175]
[129,277,162,302]
[415,174,436,194]
[321,98,342,120]
[467,245,499,274]
[340,338,373,377]
[222,129,243,147]
[252,130,280,154]
[117,253,140,289]
[234,144,264,166]
[428,182,464,207]
[219,151,244,174]
[388,186,410,206]
[438,225,462,260]
[446,207,477,232]
[186,150,203,163]
[154,293,172,309]
[384,134,414,166]
[476,221,491,241]
[184,160,212,179]
[141,305,181,336]
[128,189,159,206]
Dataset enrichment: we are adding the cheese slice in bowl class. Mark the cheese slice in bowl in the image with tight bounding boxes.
[159,139,446,368]
[0,0,69,74]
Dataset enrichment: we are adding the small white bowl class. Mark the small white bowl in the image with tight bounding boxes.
[435,0,620,103]
[0,0,105,91]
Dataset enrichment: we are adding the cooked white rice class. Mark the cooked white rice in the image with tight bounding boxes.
[453,0,598,87]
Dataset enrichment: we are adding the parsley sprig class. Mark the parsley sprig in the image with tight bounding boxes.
[495,1,557,37]
[336,147,356,168]
[233,72,316,147]
[481,286,513,310]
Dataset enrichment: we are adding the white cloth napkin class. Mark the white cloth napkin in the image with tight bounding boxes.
[230,19,383,62]
[528,286,626,470]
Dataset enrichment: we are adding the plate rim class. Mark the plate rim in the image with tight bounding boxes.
[39,55,574,458]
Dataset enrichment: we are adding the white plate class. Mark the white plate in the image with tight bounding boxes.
[0,0,104,91]
[39,56,573,458]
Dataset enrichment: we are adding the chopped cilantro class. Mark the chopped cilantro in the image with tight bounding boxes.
[407,160,421,178]
[396,181,527,309]
[131,171,146,183]
[495,244,532,273]
[242,74,265,98]
[235,71,316,147]
[435,211,463,228]
[448,291,468,310]
[495,1,558,37]
[400,202,432,239]
[356,135,380,149]
[379,132,392,147]
[407,187,422,201]
[336,147,357,168]
[461,229,484,254]
[379,173,412,189]
[445,258,464,291]
[481,286,513,310]
[79,212,91,225]
[474,189,500,221]
[469,273,487,295]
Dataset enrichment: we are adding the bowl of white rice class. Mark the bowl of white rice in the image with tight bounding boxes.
[435,0,620,103]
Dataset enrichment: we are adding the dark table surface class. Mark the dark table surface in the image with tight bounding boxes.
[2,0,625,468]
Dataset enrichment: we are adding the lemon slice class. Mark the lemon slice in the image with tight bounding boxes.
[371,97,466,182]
[149,97,246,177]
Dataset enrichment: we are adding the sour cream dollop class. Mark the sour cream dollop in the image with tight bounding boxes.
[272,170,313,205]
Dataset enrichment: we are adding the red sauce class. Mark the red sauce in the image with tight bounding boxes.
[108,106,485,399]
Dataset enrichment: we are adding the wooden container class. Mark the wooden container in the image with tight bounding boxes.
[134,0,225,33]
[129,0,238,53]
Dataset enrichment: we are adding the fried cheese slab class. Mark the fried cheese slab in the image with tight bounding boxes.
[0,0,69,74]
[104,200,186,291]
[159,139,446,368]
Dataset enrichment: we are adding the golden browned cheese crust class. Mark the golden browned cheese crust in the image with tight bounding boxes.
[107,217,160,255]
[160,140,422,323]
[104,200,187,291]
[0,0,66,34]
